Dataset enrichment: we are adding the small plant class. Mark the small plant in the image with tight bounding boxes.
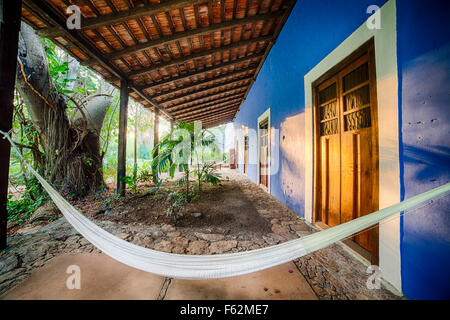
[120,165,138,195]
[104,191,120,208]
[195,162,221,192]
[138,168,152,182]
[166,191,185,222]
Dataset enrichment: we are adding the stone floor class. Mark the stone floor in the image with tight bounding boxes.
[0,168,402,300]
[1,254,317,300]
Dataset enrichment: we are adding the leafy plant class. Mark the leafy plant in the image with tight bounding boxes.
[166,191,185,221]
[7,177,49,222]
[120,165,138,195]
[151,122,193,200]
[151,121,221,201]
[196,162,221,190]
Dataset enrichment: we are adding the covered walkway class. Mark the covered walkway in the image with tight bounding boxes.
[0,169,400,300]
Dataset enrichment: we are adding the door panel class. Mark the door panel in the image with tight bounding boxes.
[315,47,379,259]
[259,121,269,189]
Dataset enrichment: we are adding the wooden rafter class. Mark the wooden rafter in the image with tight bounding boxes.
[180,105,240,121]
[183,111,238,125]
[21,0,296,125]
[37,0,210,36]
[158,79,251,105]
[152,68,256,98]
[24,0,176,120]
[81,11,282,64]
[124,35,273,78]
[140,53,264,90]
[165,89,246,110]
[172,96,244,115]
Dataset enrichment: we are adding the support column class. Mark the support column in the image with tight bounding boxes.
[153,108,160,157]
[117,79,129,196]
[0,0,22,250]
[169,120,174,166]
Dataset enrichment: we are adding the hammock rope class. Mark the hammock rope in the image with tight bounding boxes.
[2,129,449,279]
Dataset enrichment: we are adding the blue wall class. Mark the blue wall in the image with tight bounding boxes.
[234,0,450,299]
[397,0,450,300]
[235,0,388,216]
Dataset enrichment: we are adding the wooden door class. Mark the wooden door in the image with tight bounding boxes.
[244,135,249,174]
[259,120,269,189]
[315,44,379,261]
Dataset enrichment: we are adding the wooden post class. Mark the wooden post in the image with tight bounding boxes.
[169,120,174,166]
[153,109,160,157]
[117,79,129,196]
[0,0,22,250]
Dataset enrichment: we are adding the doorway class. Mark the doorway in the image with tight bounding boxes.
[244,135,249,174]
[258,118,269,190]
[313,41,379,263]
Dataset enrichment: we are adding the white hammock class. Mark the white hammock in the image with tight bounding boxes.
[2,130,449,279]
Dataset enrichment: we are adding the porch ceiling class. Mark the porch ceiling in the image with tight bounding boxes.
[21,0,296,127]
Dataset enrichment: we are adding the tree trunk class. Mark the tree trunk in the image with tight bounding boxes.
[15,23,112,197]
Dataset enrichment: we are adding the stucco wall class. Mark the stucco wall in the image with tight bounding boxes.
[233,0,450,299]
[234,0,388,216]
[397,0,450,300]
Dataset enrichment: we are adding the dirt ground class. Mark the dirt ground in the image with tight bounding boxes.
[1,168,402,300]
[101,181,272,238]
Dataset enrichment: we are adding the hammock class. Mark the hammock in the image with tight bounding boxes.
[2,130,449,279]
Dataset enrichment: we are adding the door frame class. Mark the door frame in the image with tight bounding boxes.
[303,0,402,291]
[257,108,271,192]
[312,39,380,264]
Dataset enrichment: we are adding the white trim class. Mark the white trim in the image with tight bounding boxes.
[303,0,402,292]
[257,108,271,193]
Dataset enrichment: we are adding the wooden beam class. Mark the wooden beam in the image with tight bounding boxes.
[186,112,237,126]
[203,116,234,124]
[203,117,234,126]
[152,69,256,99]
[180,105,240,122]
[24,0,176,121]
[37,0,209,36]
[126,35,273,78]
[139,53,264,91]
[168,92,245,112]
[204,120,232,128]
[117,80,129,196]
[80,11,282,63]
[158,78,252,105]
[197,113,236,124]
[166,89,246,110]
[182,107,240,124]
[0,0,22,250]
[179,102,241,121]
[172,95,244,116]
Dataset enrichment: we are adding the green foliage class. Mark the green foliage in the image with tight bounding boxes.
[196,162,221,187]
[7,177,48,222]
[120,164,139,195]
[166,191,185,218]
[42,38,76,94]
[151,121,223,200]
